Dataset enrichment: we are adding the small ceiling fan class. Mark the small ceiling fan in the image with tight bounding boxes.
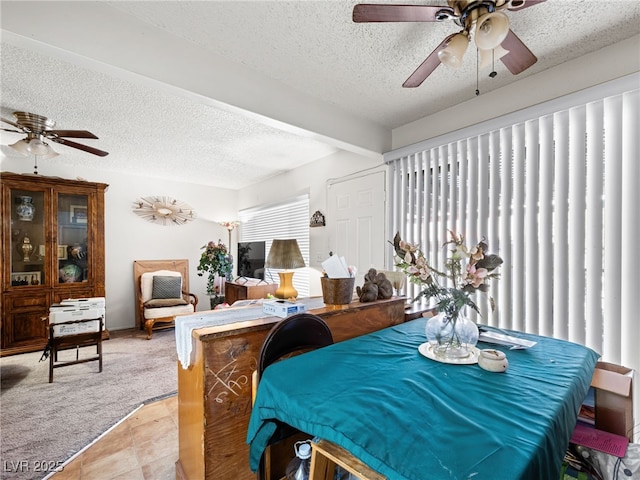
[1,111,109,157]
[353,0,545,87]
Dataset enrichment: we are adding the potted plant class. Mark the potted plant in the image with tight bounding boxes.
[197,240,233,308]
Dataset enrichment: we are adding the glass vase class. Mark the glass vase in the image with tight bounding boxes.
[16,195,35,221]
[425,310,479,360]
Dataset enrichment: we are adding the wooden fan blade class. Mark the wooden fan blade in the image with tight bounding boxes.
[500,29,537,74]
[48,130,99,139]
[1,117,23,130]
[507,0,546,12]
[51,137,109,157]
[403,34,454,88]
[353,4,454,23]
[1,127,21,134]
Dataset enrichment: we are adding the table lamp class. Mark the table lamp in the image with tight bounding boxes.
[265,239,305,299]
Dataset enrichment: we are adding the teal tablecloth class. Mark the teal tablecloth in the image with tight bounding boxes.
[247,319,599,480]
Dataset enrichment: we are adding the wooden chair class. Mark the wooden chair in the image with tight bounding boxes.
[134,260,198,339]
[47,316,103,383]
[253,313,334,480]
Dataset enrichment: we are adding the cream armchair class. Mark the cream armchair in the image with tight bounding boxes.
[138,269,198,339]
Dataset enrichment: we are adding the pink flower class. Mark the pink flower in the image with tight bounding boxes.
[418,267,431,281]
[464,264,488,288]
[448,230,462,243]
[469,245,484,263]
[407,256,431,281]
[400,240,419,253]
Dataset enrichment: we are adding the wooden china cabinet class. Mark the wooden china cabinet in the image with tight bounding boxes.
[0,172,108,356]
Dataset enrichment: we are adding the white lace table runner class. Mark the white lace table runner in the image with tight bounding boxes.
[175,297,326,369]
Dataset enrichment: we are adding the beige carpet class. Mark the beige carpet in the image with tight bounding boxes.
[0,328,178,480]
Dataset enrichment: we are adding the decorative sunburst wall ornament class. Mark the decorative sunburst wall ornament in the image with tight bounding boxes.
[132,196,196,226]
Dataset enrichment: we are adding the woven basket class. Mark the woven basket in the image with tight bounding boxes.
[321,277,355,306]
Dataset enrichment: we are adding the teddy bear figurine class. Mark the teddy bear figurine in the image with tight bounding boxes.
[356,268,393,302]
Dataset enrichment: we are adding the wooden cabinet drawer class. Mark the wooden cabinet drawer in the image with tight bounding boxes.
[9,291,49,310]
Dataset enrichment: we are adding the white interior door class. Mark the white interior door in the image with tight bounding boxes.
[327,171,386,285]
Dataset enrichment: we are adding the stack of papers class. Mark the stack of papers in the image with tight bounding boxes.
[321,255,351,278]
[478,330,537,350]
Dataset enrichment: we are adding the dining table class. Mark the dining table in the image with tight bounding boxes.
[247,317,600,480]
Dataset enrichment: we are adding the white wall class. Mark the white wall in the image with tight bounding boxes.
[237,149,384,296]
[1,156,237,330]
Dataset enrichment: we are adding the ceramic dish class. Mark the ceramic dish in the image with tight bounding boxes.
[418,342,480,365]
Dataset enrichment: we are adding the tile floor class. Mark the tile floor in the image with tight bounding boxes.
[49,395,178,480]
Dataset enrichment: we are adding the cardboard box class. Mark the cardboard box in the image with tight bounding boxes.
[590,361,634,441]
[262,300,306,318]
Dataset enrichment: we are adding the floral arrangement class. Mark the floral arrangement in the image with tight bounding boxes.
[197,240,233,296]
[391,230,503,320]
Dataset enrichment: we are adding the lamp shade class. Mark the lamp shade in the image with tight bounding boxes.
[475,11,510,51]
[265,239,305,270]
[437,32,469,68]
[266,239,305,299]
[9,138,59,158]
[9,139,30,156]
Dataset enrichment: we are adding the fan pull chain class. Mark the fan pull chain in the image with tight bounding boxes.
[477,48,499,96]
[33,155,39,175]
[476,48,480,96]
[490,48,497,79]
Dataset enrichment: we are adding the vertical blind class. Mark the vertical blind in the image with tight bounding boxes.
[238,194,310,297]
[387,79,639,389]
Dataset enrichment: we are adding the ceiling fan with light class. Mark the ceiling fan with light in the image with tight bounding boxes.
[1,111,109,158]
[353,0,545,87]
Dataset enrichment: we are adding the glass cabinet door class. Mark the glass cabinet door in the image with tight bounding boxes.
[9,188,45,287]
[57,193,89,284]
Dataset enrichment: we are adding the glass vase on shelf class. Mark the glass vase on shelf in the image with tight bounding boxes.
[16,195,35,221]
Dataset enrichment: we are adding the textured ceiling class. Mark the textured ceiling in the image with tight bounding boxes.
[0,43,340,190]
[105,0,640,127]
[1,0,639,188]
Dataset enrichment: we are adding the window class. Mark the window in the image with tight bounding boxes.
[238,194,310,297]
[386,75,639,374]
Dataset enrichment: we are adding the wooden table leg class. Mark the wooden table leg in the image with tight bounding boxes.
[310,442,335,480]
[310,440,386,480]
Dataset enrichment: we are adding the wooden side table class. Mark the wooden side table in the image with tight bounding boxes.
[225,280,277,305]
[403,301,437,322]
